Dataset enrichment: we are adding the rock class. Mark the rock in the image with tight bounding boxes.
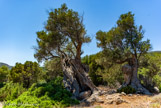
[106,94,127,105]
[79,90,91,99]
[108,89,116,94]
[86,93,104,104]
[93,90,102,96]
[79,99,90,107]
[101,91,108,95]
[121,92,126,96]
[115,98,124,105]
[136,94,140,96]
[86,94,96,103]
[154,87,160,93]
[106,100,114,104]
[128,94,133,96]
[96,97,104,103]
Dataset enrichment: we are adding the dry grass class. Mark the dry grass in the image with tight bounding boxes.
[149,93,161,108]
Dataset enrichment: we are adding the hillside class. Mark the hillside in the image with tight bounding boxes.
[0,62,12,69]
[149,51,161,54]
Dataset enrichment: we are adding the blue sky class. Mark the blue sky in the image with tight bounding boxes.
[0,0,161,66]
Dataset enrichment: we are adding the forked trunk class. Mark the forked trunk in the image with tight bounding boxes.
[61,54,97,99]
[121,57,151,95]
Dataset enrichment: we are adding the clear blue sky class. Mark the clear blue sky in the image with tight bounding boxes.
[0,0,161,66]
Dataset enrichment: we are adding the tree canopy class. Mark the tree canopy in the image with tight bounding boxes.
[9,61,42,88]
[34,3,90,62]
[96,12,151,64]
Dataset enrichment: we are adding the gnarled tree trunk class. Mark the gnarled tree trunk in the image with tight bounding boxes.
[121,56,151,95]
[61,54,97,99]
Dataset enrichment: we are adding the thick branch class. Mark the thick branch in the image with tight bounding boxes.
[75,42,82,62]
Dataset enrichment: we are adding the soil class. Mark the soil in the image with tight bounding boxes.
[70,86,161,108]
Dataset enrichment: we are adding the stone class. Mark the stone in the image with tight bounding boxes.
[115,98,124,105]
[93,90,102,96]
[128,94,133,96]
[79,100,90,107]
[121,92,126,96]
[86,92,104,104]
[154,87,160,93]
[101,90,108,95]
[86,94,96,103]
[79,90,91,99]
[108,89,116,94]
[106,94,127,105]
[96,97,104,103]
[136,94,140,96]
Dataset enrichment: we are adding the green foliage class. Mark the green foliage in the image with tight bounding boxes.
[44,58,63,82]
[82,53,124,87]
[9,61,43,88]
[0,66,10,86]
[117,86,136,94]
[4,77,79,108]
[102,64,123,87]
[0,82,26,101]
[96,11,151,65]
[159,84,161,92]
[82,54,104,86]
[138,53,161,88]
[34,3,90,62]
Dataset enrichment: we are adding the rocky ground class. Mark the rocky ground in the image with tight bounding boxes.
[70,86,161,108]
[0,86,160,108]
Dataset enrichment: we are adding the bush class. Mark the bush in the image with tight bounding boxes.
[0,66,10,85]
[9,61,43,88]
[0,82,4,88]
[4,77,79,108]
[159,84,161,92]
[0,82,26,101]
[117,86,136,94]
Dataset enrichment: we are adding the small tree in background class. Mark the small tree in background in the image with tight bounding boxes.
[0,66,10,87]
[96,12,151,94]
[9,61,42,88]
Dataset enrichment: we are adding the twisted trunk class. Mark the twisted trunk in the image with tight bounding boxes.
[61,54,97,99]
[121,56,151,95]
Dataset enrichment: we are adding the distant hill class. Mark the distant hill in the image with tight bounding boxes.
[149,51,161,54]
[0,62,12,69]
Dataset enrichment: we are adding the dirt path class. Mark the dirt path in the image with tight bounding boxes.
[0,102,3,108]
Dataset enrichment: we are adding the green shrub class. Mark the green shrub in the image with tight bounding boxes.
[117,86,136,94]
[159,84,161,92]
[0,82,4,88]
[0,82,26,101]
[4,77,79,108]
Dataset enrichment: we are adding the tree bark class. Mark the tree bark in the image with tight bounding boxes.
[121,56,151,95]
[61,54,97,99]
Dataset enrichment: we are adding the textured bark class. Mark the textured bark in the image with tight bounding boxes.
[61,54,97,99]
[121,57,151,95]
